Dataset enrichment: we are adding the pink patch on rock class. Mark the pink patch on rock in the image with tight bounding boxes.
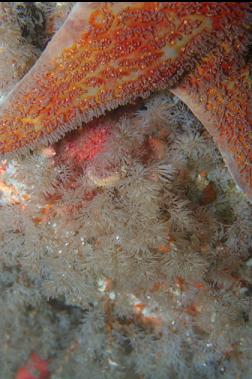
[53,119,112,173]
[15,353,50,379]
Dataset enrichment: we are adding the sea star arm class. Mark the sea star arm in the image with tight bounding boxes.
[0,2,251,199]
[0,2,249,153]
[171,44,252,200]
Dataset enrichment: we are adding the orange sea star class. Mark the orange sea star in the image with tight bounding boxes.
[0,2,251,199]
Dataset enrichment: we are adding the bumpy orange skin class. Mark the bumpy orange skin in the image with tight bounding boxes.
[172,41,252,200]
[0,2,251,198]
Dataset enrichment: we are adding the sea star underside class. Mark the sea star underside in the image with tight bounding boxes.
[0,2,251,200]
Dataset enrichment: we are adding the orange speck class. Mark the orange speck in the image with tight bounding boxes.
[185,303,200,316]
[148,136,167,160]
[175,276,185,290]
[193,282,205,289]
[200,181,217,205]
[134,303,145,315]
[158,244,171,254]
[199,170,208,178]
[32,217,43,225]
[22,194,31,201]
[141,315,163,329]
